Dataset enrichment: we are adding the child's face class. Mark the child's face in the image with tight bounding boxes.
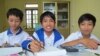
[79,20,94,36]
[41,16,55,33]
[8,15,21,30]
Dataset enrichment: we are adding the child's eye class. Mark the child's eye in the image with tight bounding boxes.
[81,23,85,25]
[50,19,54,22]
[16,20,20,22]
[9,20,13,22]
[88,23,92,26]
[43,20,47,22]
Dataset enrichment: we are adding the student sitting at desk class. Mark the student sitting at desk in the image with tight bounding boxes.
[22,11,64,52]
[0,8,31,47]
[62,13,100,49]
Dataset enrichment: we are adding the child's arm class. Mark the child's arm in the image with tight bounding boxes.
[62,33,80,46]
[29,40,43,52]
[21,39,43,52]
[62,39,81,46]
[21,32,44,52]
[62,38,99,49]
[80,38,99,49]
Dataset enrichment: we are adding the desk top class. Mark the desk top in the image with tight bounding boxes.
[26,47,97,56]
[0,47,97,56]
[0,47,22,56]
[26,51,96,56]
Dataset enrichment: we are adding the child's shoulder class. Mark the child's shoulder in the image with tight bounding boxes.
[0,30,8,37]
[0,30,7,34]
[90,33,97,38]
[20,30,29,35]
[69,31,81,37]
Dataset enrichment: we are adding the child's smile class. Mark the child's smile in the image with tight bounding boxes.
[42,16,55,32]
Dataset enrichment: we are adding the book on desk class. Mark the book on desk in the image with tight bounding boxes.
[27,47,67,56]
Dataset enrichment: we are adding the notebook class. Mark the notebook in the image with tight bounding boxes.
[34,47,67,56]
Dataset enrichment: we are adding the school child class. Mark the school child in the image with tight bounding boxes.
[62,13,100,49]
[0,8,31,47]
[22,11,64,52]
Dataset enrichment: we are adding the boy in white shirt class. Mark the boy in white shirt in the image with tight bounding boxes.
[0,8,31,47]
[62,13,100,49]
[22,11,64,52]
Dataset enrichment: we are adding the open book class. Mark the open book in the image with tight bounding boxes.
[85,46,100,54]
[34,47,67,56]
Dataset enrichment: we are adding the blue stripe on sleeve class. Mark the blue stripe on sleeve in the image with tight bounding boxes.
[21,40,32,50]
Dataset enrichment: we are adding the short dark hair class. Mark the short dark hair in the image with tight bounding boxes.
[7,8,23,22]
[40,11,55,23]
[78,13,96,27]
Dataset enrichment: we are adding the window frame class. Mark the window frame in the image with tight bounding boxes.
[25,8,38,29]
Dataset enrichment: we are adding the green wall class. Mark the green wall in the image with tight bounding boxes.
[4,0,37,30]
[38,0,100,38]
[70,0,100,38]
[0,0,5,32]
[0,0,100,38]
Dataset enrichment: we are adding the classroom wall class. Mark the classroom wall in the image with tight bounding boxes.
[0,0,5,32]
[4,0,37,30]
[37,0,71,21]
[70,0,100,38]
[0,0,100,38]
[39,0,100,38]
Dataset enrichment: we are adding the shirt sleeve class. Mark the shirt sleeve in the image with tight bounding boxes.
[63,32,78,43]
[0,33,3,46]
[54,35,64,47]
[21,32,41,50]
[22,32,33,41]
[91,34,100,43]
[21,40,32,50]
[21,32,33,50]
[0,32,6,46]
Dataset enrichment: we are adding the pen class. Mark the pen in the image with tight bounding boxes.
[32,36,44,49]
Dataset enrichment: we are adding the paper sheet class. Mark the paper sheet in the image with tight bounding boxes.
[34,47,67,56]
[0,47,22,56]
[85,46,100,54]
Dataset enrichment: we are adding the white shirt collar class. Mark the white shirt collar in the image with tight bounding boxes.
[77,31,92,38]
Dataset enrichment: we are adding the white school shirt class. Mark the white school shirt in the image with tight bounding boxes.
[33,32,64,48]
[63,31,100,47]
[0,28,30,46]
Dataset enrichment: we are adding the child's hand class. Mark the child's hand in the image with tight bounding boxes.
[29,40,43,53]
[80,38,98,49]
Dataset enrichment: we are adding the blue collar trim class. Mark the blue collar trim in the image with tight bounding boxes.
[36,28,62,45]
[7,27,23,35]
